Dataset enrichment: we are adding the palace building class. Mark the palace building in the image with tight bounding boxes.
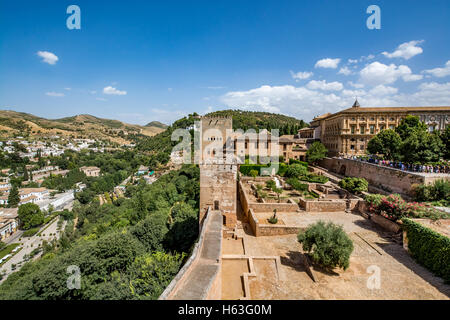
[309,100,450,157]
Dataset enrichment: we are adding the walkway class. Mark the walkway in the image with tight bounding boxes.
[170,210,222,300]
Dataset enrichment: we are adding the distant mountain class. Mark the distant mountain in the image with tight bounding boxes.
[145,121,168,129]
[0,110,165,144]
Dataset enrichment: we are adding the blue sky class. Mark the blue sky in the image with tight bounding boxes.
[0,0,449,125]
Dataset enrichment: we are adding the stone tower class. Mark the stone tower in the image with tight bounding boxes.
[198,116,237,227]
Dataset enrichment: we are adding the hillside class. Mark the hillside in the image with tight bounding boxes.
[0,110,165,144]
[145,121,168,129]
[205,109,308,134]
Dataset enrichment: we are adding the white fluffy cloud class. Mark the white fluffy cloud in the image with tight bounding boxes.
[382,40,424,60]
[306,80,343,91]
[348,81,364,89]
[220,79,450,122]
[103,86,127,95]
[423,60,450,78]
[37,51,59,65]
[369,85,398,96]
[45,92,64,97]
[338,66,352,76]
[315,58,340,69]
[221,85,349,120]
[290,71,313,81]
[360,62,421,85]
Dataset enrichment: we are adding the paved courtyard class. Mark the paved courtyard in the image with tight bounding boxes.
[222,210,450,300]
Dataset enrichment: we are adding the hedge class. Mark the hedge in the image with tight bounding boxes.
[240,163,288,176]
[289,159,308,167]
[402,218,450,282]
[22,227,40,238]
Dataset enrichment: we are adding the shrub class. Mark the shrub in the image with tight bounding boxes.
[299,174,329,184]
[249,170,259,178]
[22,227,40,237]
[240,164,267,176]
[285,164,308,178]
[413,179,450,206]
[265,180,276,190]
[364,193,384,207]
[338,177,368,194]
[370,193,449,221]
[297,221,353,271]
[288,159,308,167]
[286,177,308,192]
[402,218,450,282]
[268,216,278,224]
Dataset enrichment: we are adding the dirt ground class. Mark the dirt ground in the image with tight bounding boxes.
[221,259,249,300]
[226,211,450,300]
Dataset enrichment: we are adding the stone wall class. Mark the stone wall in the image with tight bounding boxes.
[200,163,237,227]
[319,158,449,197]
[249,201,299,213]
[159,208,222,300]
[238,180,299,214]
[247,208,302,237]
[300,198,347,212]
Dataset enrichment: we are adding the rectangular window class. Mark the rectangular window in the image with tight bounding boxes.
[351,125,356,134]
[360,125,365,134]
[370,125,375,134]
[350,145,355,150]
[380,125,385,131]
[389,125,395,130]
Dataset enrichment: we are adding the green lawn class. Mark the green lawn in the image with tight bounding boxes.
[0,243,20,260]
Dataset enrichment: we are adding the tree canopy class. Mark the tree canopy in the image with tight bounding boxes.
[367,115,446,162]
[306,141,328,164]
[18,203,44,230]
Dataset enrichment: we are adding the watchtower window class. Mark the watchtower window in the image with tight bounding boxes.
[214,200,219,210]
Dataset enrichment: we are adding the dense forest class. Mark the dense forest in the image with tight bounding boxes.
[0,165,200,299]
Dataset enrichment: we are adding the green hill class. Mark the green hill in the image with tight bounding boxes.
[145,121,168,129]
[205,109,308,134]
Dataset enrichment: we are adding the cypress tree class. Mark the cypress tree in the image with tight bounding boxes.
[7,184,20,208]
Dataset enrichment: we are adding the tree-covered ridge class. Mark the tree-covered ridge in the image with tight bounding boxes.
[0,165,200,300]
[136,113,199,167]
[206,109,308,134]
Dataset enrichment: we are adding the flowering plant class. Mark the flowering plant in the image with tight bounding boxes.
[366,193,448,221]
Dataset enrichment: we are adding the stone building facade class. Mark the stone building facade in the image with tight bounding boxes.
[198,116,238,227]
[312,100,450,156]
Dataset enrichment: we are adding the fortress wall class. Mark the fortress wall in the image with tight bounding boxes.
[159,208,222,300]
[319,158,447,196]
[200,164,237,227]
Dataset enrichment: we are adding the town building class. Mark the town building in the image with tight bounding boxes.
[80,166,101,177]
[0,208,18,240]
[19,187,49,204]
[310,100,450,157]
